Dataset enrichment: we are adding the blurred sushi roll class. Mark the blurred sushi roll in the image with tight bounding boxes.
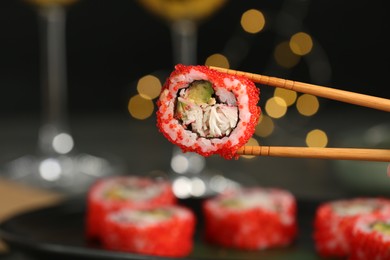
[349,215,390,260]
[101,205,196,257]
[86,176,176,240]
[156,64,261,160]
[313,197,390,257]
[202,187,297,250]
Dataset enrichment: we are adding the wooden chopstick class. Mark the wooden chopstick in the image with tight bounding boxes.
[237,146,390,162]
[209,66,390,112]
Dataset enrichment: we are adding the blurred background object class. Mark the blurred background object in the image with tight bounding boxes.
[136,0,239,199]
[0,0,389,198]
[332,123,390,195]
[0,0,123,195]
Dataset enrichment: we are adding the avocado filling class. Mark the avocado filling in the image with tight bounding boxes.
[372,222,390,235]
[175,80,238,138]
[219,193,277,211]
[104,182,161,201]
[220,198,244,208]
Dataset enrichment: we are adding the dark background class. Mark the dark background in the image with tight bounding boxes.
[0,0,389,234]
[0,0,389,117]
[0,3,389,258]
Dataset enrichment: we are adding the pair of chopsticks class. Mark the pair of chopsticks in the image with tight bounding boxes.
[209,66,390,162]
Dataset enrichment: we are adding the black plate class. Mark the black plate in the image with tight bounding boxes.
[0,197,326,260]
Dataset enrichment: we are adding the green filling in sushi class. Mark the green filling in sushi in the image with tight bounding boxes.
[186,80,214,105]
[220,198,244,208]
[175,79,238,138]
[372,222,390,235]
[104,185,141,200]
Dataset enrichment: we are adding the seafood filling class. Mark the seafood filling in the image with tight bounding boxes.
[175,80,238,138]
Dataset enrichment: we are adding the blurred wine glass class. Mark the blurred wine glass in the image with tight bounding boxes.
[136,0,242,198]
[137,0,226,64]
[1,0,121,195]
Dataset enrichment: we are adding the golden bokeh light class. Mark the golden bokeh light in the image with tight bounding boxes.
[136,0,227,22]
[289,32,313,56]
[137,75,162,100]
[128,94,154,120]
[241,137,259,159]
[306,129,328,147]
[255,114,274,137]
[296,94,319,116]
[240,9,265,34]
[274,88,297,107]
[274,41,301,68]
[205,53,230,68]
[265,97,287,119]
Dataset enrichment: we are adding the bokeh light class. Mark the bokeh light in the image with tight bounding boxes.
[241,137,259,159]
[205,53,230,68]
[274,41,301,68]
[274,88,297,107]
[52,133,74,154]
[255,114,274,137]
[171,154,189,174]
[306,129,328,147]
[190,177,206,197]
[241,9,265,34]
[128,94,154,120]
[39,158,61,181]
[137,74,162,100]
[136,0,227,22]
[289,32,313,56]
[296,94,319,116]
[265,96,287,119]
[172,176,192,199]
[209,175,240,194]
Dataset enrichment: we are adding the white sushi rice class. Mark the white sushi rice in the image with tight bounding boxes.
[108,206,192,228]
[206,188,295,225]
[332,199,380,217]
[92,177,168,202]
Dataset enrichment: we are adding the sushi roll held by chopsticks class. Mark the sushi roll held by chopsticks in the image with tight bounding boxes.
[156,64,261,160]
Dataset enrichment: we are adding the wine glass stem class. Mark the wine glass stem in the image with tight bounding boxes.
[38,5,70,154]
[170,19,197,65]
[170,19,208,176]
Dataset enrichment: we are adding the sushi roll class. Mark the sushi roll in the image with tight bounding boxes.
[313,197,390,257]
[85,176,176,240]
[349,215,390,260]
[101,205,196,257]
[156,64,261,160]
[202,187,297,250]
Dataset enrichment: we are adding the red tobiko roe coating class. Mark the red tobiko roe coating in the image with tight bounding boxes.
[313,198,390,258]
[349,215,390,260]
[101,206,196,257]
[202,188,297,250]
[85,176,176,241]
[156,64,261,160]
